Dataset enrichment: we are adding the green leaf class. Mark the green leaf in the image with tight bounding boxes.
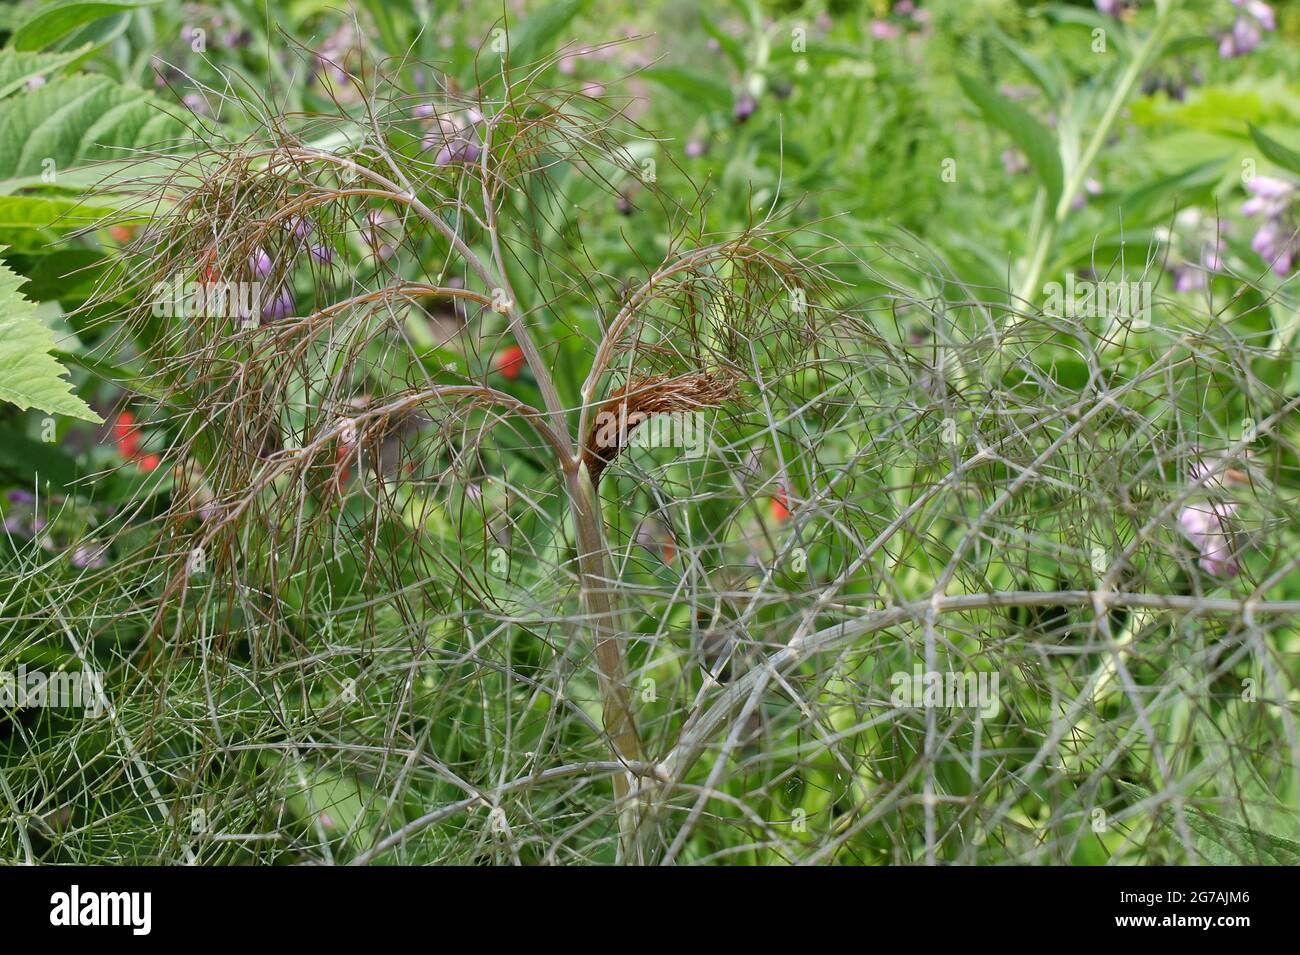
[11,0,160,52]
[700,13,746,71]
[1173,803,1300,865]
[1249,124,1300,177]
[1111,158,1224,222]
[0,75,189,195]
[958,72,1063,207]
[0,194,116,231]
[640,66,733,112]
[1128,783,1300,865]
[0,248,100,422]
[0,46,91,99]
[991,26,1062,103]
[484,0,587,73]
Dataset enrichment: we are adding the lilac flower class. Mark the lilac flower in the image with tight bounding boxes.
[6,490,35,505]
[1241,175,1293,217]
[1163,208,1226,292]
[1220,0,1274,58]
[182,93,210,117]
[1178,504,1238,577]
[261,287,295,322]
[1095,0,1124,17]
[70,543,108,570]
[1241,175,1298,276]
[1234,0,1275,30]
[434,139,481,166]
[870,20,901,40]
[1177,451,1248,578]
[309,244,334,265]
[285,215,313,239]
[733,92,757,123]
[685,139,707,159]
[424,110,484,166]
[248,248,273,278]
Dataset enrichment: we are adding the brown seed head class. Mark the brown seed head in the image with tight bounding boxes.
[582,371,739,484]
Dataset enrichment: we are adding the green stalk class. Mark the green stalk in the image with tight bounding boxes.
[1015,11,1175,305]
[566,463,647,863]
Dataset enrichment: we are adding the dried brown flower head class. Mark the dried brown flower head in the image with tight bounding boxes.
[582,371,739,484]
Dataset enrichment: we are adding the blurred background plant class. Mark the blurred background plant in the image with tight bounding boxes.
[1,0,1299,865]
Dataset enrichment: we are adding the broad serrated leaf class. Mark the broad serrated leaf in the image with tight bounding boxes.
[0,75,189,195]
[1249,124,1300,177]
[958,71,1063,207]
[0,249,100,421]
[11,0,161,52]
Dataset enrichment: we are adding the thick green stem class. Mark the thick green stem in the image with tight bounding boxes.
[566,463,647,862]
[1015,11,1174,305]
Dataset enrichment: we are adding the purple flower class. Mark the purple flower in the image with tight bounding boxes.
[182,92,209,117]
[1178,504,1238,577]
[248,248,273,278]
[309,244,334,265]
[733,92,757,123]
[1220,0,1274,59]
[6,489,35,504]
[70,543,108,569]
[870,19,901,40]
[1241,175,1298,276]
[1233,0,1275,30]
[1095,0,1123,17]
[1241,175,1293,217]
[434,139,481,166]
[261,287,295,322]
[685,139,707,158]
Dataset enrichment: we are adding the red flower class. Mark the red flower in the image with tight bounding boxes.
[770,485,790,522]
[495,344,525,380]
[113,410,160,470]
[113,411,141,460]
